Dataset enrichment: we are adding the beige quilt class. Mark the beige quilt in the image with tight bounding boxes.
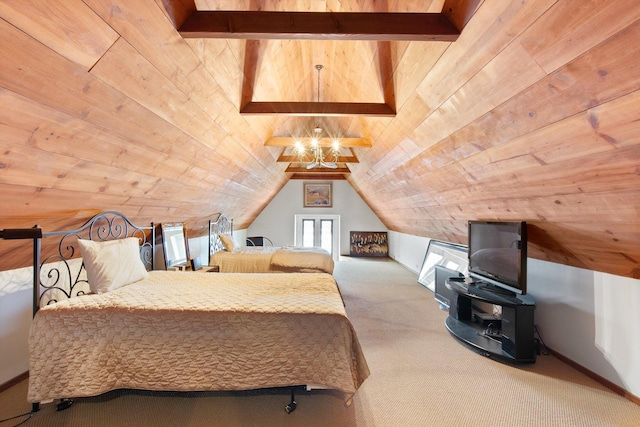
[210,246,334,274]
[271,246,335,274]
[210,247,277,272]
[28,271,368,404]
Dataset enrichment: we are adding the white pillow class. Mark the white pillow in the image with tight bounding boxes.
[218,233,235,251]
[78,237,148,294]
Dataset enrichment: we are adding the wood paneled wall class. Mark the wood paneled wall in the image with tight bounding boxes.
[0,0,638,279]
[348,0,640,279]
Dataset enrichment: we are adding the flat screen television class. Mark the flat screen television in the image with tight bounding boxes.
[468,220,527,295]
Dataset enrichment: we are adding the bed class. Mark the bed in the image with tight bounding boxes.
[208,214,335,274]
[27,212,369,412]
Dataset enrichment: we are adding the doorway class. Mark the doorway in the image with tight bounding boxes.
[294,214,340,262]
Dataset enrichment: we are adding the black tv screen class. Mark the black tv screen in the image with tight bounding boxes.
[468,221,527,295]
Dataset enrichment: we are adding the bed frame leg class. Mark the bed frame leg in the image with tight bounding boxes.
[284,388,297,414]
[56,398,73,411]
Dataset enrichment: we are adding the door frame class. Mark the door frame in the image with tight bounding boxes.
[294,214,340,262]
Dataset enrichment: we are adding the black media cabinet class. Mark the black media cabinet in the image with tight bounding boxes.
[445,279,536,363]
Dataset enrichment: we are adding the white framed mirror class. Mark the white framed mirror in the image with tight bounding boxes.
[161,223,190,269]
[418,240,468,291]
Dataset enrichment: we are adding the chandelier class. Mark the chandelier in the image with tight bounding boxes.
[294,126,340,169]
[293,64,341,170]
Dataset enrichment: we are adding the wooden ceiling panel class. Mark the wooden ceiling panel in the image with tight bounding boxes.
[194,0,445,13]
[92,38,222,145]
[0,0,119,69]
[518,0,640,74]
[441,19,640,157]
[244,39,385,104]
[88,0,284,176]
[185,38,246,111]
[1,0,639,280]
[416,0,557,111]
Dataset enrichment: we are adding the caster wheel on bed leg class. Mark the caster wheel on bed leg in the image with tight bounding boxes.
[285,389,297,414]
[285,401,297,414]
[56,398,73,411]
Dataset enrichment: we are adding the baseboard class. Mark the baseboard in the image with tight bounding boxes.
[0,371,28,394]
[549,348,640,406]
[388,255,419,275]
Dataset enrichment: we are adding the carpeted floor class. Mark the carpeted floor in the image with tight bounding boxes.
[1,259,639,426]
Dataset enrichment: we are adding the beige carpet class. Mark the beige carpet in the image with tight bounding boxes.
[1,259,639,426]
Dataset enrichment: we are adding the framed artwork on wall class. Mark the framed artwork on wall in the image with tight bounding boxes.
[349,231,388,257]
[303,182,332,207]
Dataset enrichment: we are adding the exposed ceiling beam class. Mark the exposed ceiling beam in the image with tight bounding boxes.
[241,102,395,117]
[285,165,351,173]
[290,173,348,180]
[277,148,359,163]
[178,11,460,41]
[265,137,371,148]
[278,155,358,163]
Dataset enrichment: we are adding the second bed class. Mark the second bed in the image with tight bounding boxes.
[209,214,335,274]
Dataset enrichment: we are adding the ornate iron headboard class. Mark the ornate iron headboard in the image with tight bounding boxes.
[208,213,233,256]
[34,211,154,314]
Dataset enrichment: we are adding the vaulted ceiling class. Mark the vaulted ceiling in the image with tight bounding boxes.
[1,0,639,279]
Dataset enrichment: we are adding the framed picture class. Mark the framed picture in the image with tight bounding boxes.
[350,231,388,257]
[303,182,332,207]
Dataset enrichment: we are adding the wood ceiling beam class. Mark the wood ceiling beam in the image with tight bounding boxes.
[285,165,351,174]
[178,11,460,41]
[277,154,358,163]
[265,137,371,148]
[290,173,348,180]
[278,156,358,163]
[241,102,395,117]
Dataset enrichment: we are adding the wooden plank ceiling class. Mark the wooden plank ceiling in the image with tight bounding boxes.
[0,0,639,279]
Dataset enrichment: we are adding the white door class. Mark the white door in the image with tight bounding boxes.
[294,214,340,262]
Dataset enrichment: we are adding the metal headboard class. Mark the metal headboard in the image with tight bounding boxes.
[33,211,154,314]
[209,213,233,256]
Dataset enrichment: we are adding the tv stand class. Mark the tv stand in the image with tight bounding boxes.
[474,281,517,297]
[445,279,536,363]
